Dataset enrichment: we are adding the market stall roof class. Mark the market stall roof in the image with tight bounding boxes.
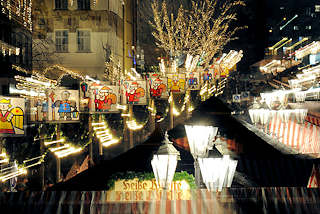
[2,188,320,213]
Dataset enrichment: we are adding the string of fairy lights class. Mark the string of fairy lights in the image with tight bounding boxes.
[0,0,32,31]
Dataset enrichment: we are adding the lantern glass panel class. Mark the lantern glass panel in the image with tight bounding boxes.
[185,125,218,158]
[198,155,238,191]
[151,154,178,189]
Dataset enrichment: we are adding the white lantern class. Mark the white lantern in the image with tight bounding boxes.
[185,125,219,188]
[198,155,238,191]
[295,109,308,124]
[294,91,306,102]
[249,109,260,124]
[151,132,180,189]
[259,109,271,125]
[184,125,218,158]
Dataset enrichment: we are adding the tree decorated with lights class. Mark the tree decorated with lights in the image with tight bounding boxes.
[151,0,245,66]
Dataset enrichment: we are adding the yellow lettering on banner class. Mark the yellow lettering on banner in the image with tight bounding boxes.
[167,191,172,200]
[177,191,182,200]
[125,192,130,201]
[146,190,152,200]
[151,179,159,190]
[123,181,129,190]
[110,179,191,201]
[143,182,147,190]
[115,191,122,201]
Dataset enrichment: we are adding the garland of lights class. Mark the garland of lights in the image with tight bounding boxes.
[0,0,32,31]
[92,122,120,147]
[43,65,86,85]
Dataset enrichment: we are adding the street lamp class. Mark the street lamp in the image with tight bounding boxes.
[198,155,237,191]
[151,132,180,189]
[184,125,218,188]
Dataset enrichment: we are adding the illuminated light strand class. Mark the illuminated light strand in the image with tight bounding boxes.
[99,135,113,141]
[173,107,181,116]
[13,74,57,98]
[91,122,106,126]
[23,155,44,163]
[0,163,16,172]
[97,133,111,138]
[217,53,227,64]
[0,159,9,164]
[102,139,120,147]
[268,38,288,50]
[200,82,208,96]
[116,104,127,110]
[289,75,317,88]
[296,72,320,80]
[220,50,243,69]
[85,75,100,84]
[49,144,70,152]
[280,15,298,31]
[190,55,200,72]
[95,130,110,135]
[93,126,107,131]
[131,68,141,78]
[0,168,27,182]
[92,120,120,147]
[99,134,116,143]
[126,120,146,130]
[260,60,281,71]
[0,40,20,56]
[302,64,320,74]
[55,147,82,158]
[260,60,286,74]
[12,65,30,74]
[25,76,52,87]
[185,54,193,71]
[159,59,166,75]
[121,113,131,117]
[286,37,309,50]
[10,87,46,97]
[295,41,320,59]
[43,65,86,85]
[274,38,292,52]
[24,161,43,169]
[0,0,32,31]
[44,139,65,146]
[126,71,137,80]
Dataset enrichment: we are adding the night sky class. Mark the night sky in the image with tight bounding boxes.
[233,0,320,74]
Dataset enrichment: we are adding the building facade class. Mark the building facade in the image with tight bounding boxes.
[0,0,33,94]
[32,0,135,80]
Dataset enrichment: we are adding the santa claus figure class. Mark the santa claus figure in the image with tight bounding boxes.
[94,86,117,112]
[150,78,166,98]
[125,82,145,104]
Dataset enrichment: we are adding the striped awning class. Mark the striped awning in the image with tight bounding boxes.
[265,114,320,155]
[0,188,319,213]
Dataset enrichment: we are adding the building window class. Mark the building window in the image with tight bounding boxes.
[306,25,312,30]
[55,30,68,52]
[77,30,90,52]
[55,0,68,10]
[294,26,299,30]
[315,5,320,12]
[77,0,90,10]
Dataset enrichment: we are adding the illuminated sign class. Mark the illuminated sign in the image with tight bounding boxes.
[106,178,191,201]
